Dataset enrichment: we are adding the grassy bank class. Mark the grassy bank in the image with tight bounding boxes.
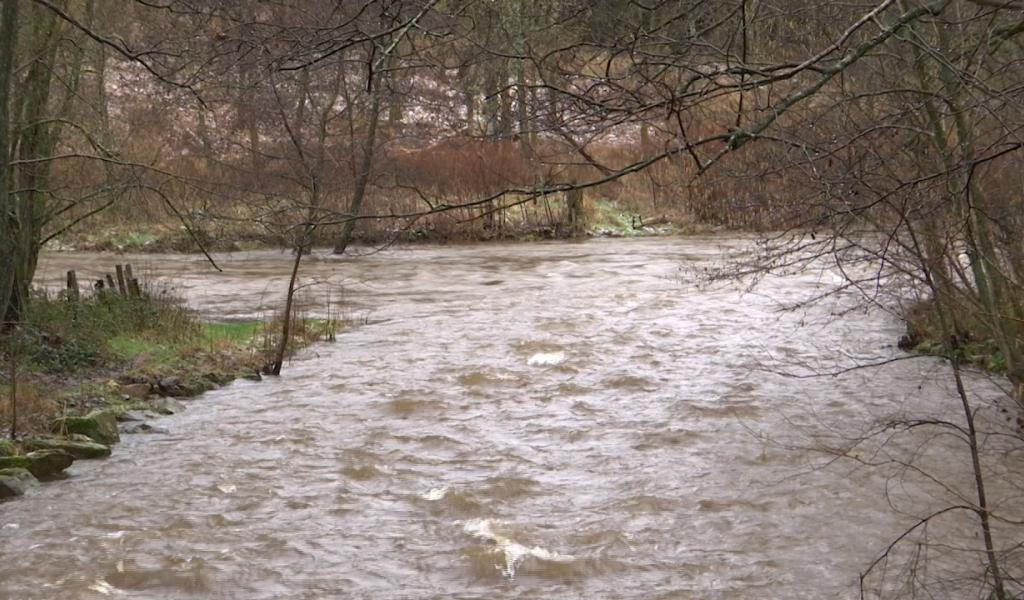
[0,286,337,440]
[52,198,711,253]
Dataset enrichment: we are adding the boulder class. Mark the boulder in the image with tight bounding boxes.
[0,468,37,499]
[120,422,169,435]
[158,376,183,395]
[120,383,151,400]
[117,410,145,422]
[0,439,15,457]
[23,437,111,459]
[52,409,120,445]
[150,397,186,415]
[0,450,74,478]
[26,450,75,477]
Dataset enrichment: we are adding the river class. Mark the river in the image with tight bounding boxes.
[3,237,1021,599]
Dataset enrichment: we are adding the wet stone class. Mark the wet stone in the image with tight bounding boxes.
[158,376,183,395]
[150,398,186,415]
[120,422,169,435]
[52,410,120,445]
[0,468,37,499]
[117,410,147,422]
[23,437,111,460]
[0,450,74,479]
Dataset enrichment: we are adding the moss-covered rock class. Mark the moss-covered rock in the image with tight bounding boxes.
[52,409,120,445]
[0,456,29,470]
[26,450,75,477]
[0,439,15,457]
[0,468,38,499]
[23,437,111,459]
[0,450,74,478]
[157,375,217,397]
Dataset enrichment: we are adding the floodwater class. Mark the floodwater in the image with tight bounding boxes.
[4,237,1023,599]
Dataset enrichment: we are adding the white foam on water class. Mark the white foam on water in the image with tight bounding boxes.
[461,518,574,579]
[527,352,565,366]
[420,486,449,501]
[88,579,118,595]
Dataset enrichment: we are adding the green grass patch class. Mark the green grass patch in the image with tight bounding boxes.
[108,334,177,363]
[113,231,160,250]
[201,321,261,346]
[589,199,638,234]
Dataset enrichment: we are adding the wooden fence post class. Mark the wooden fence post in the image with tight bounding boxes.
[65,270,79,301]
[115,264,128,296]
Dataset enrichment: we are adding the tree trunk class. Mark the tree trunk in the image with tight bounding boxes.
[268,235,306,376]
[333,74,383,255]
[0,0,20,329]
[566,187,585,237]
[6,5,63,325]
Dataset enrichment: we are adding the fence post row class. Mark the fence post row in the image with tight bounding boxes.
[67,264,142,299]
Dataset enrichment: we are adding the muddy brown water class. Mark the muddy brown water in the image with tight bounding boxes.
[4,237,1021,599]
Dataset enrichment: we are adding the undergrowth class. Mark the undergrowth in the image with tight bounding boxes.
[901,298,1009,374]
[1,285,341,438]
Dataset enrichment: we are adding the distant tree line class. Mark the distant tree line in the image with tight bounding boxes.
[0,0,1020,379]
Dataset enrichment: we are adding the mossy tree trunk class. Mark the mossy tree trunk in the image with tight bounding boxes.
[566,187,585,237]
[0,0,20,330]
[1,1,88,327]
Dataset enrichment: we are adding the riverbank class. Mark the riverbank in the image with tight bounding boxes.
[0,285,337,500]
[900,299,1005,371]
[899,299,1023,418]
[51,199,719,253]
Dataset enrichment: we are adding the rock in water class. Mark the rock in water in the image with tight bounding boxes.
[120,422,169,435]
[23,437,111,459]
[150,398,186,415]
[26,450,75,477]
[117,410,147,422]
[52,410,120,445]
[0,468,38,499]
[0,477,22,499]
[0,450,74,478]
